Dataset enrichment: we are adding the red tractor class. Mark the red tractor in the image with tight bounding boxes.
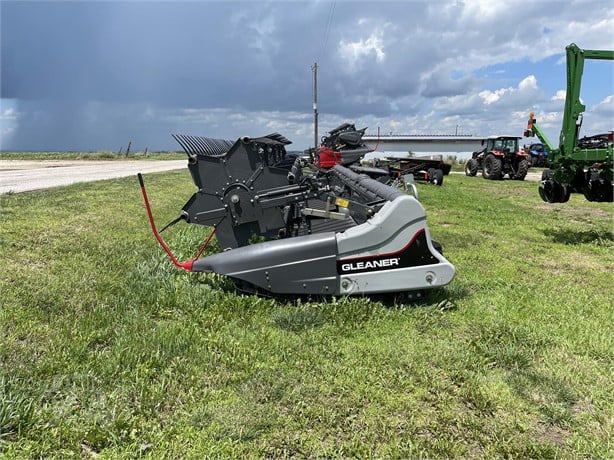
[465,135,530,180]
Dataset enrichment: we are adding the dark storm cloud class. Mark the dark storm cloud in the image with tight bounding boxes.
[1,1,434,110]
[1,1,432,149]
[0,1,324,149]
[2,1,612,151]
[1,2,307,108]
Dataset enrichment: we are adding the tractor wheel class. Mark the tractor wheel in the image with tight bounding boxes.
[465,159,478,176]
[514,159,530,180]
[431,169,444,186]
[482,155,502,180]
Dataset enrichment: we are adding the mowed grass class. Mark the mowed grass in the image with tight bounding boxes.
[1,168,612,458]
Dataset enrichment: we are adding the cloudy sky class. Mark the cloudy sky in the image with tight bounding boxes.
[1,0,613,153]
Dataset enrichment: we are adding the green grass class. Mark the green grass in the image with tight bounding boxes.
[1,169,613,458]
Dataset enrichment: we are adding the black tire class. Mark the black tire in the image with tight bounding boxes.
[514,159,529,180]
[432,169,444,186]
[465,159,478,176]
[539,179,570,203]
[583,176,614,202]
[483,155,502,180]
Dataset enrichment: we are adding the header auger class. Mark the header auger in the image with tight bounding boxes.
[139,124,455,297]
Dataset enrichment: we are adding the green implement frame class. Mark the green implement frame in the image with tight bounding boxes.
[524,43,613,203]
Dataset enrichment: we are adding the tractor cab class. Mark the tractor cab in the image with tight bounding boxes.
[487,136,519,155]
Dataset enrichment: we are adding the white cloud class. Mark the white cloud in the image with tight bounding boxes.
[590,94,614,116]
[2,107,17,120]
[460,0,510,21]
[338,29,386,71]
[479,87,512,105]
[518,75,538,91]
[478,75,543,107]
[551,90,566,101]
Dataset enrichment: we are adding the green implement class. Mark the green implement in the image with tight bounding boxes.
[524,43,613,203]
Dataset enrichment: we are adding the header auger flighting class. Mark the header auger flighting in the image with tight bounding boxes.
[524,43,613,203]
[138,124,455,297]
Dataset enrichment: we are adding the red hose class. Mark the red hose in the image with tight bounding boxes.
[195,227,216,259]
[138,173,193,271]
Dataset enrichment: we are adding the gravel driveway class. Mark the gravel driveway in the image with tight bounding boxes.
[0,159,543,195]
[0,160,187,194]
[449,170,543,182]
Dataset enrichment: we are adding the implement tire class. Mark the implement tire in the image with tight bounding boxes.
[483,155,502,180]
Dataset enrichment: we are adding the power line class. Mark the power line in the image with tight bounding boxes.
[318,0,336,62]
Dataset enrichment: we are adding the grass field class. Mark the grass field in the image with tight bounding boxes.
[1,167,612,458]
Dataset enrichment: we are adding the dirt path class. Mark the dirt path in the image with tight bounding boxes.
[0,159,544,195]
[449,170,543,182]
[0,160,187,194]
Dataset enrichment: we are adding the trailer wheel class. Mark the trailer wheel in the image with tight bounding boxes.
[431,169,444,186]
[483,155,502,180]
[465,159,478,176]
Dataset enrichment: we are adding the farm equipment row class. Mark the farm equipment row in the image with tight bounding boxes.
[317,123,451,188]
[139,124,455,297]
[464,43,612,203]
[138,42,611,299]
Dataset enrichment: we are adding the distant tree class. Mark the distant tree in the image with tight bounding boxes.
[407,151,415,158]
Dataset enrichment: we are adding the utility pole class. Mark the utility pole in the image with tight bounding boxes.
[312,62,318,151]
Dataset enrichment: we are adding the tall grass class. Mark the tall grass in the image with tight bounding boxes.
[1,170,612,458]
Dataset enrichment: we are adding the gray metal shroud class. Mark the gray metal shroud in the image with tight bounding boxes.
[192,232,339,295]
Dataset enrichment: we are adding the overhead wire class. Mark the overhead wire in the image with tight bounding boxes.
[317,0,336,63]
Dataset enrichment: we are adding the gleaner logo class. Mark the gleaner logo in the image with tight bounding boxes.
[336,229,439,275]
[340,257,400,272]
